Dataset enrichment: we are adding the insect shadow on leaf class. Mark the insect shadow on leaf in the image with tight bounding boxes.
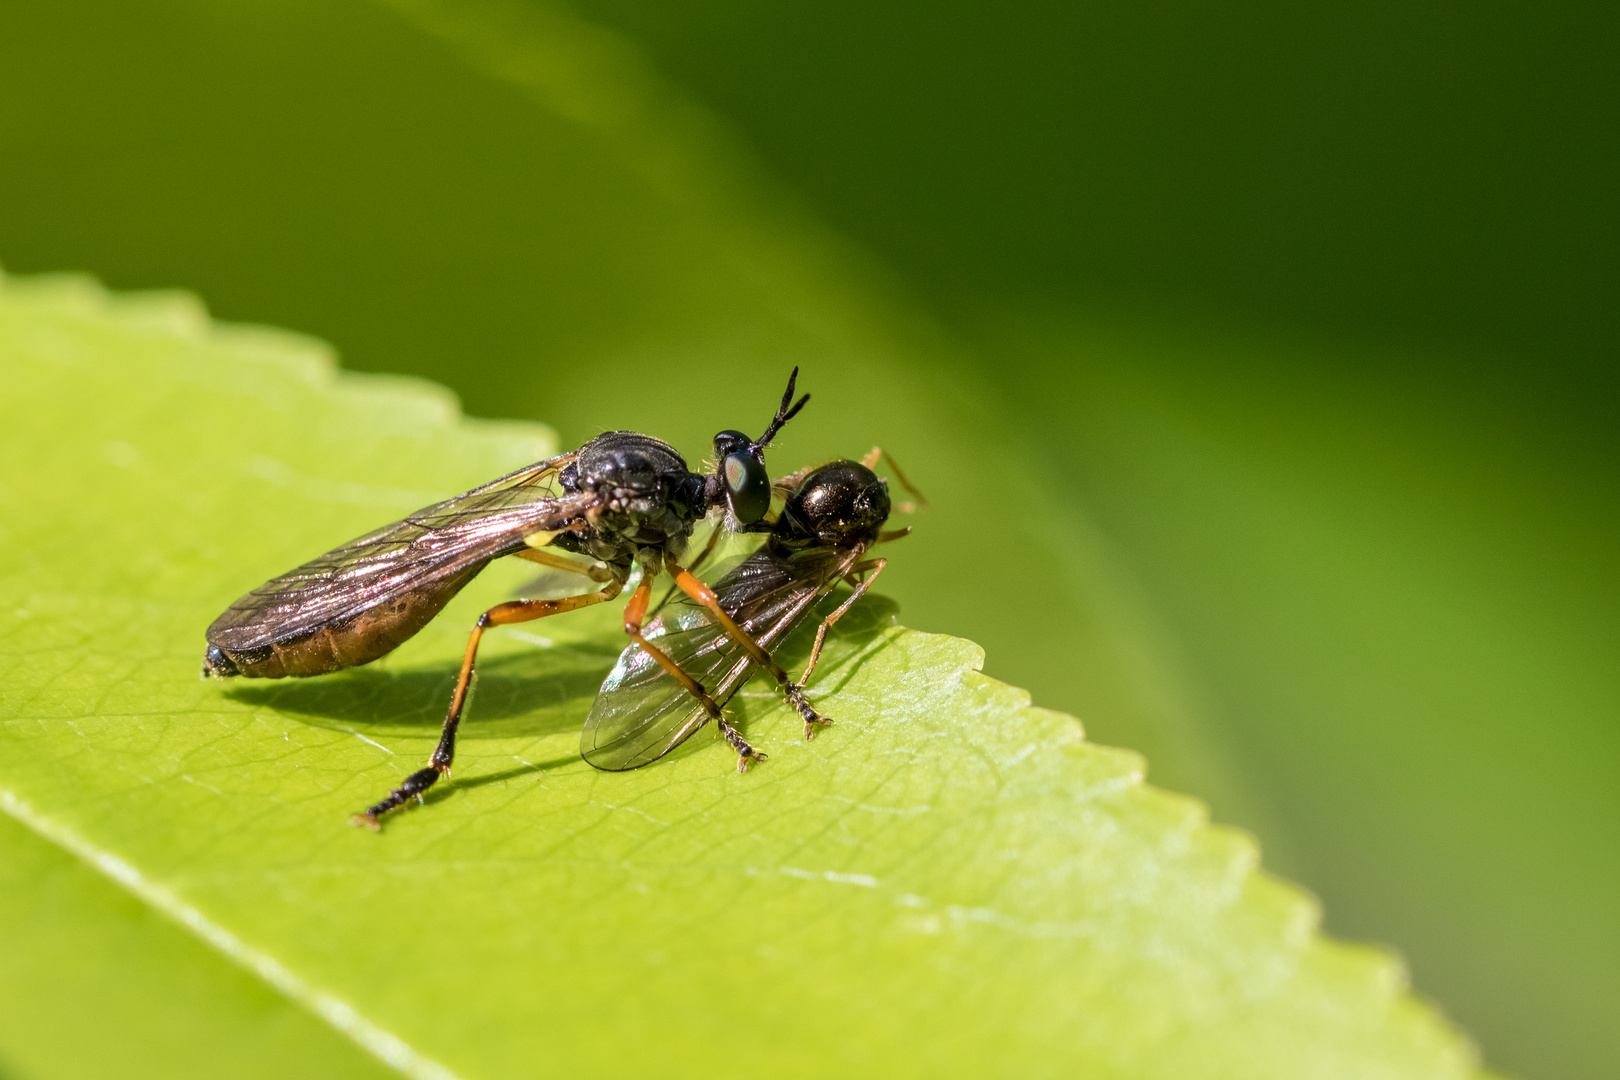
[225,640,623,741]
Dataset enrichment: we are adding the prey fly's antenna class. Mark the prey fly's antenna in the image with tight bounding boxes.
[752,366,811,452]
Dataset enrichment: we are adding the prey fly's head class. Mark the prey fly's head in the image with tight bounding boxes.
[712,366,809,527]
[775,460,891,548]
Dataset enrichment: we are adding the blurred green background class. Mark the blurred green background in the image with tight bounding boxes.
[0,2,1613,1078]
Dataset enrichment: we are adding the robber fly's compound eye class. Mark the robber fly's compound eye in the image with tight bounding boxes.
[723,451,771,524]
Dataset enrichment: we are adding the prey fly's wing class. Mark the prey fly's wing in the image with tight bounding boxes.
[582,544,858,770]
[210,453,592,651]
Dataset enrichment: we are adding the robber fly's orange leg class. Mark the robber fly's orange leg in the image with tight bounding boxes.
[649,524,724,618]
[621,576,761,770]
[351,578,624,830]
[665,556,831,743]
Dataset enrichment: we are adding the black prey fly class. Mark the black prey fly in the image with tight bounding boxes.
[581,452,914,772]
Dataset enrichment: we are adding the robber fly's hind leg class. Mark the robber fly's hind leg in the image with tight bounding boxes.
[622,576,764,771]
[351,578,625,830]
[514,546,614,582]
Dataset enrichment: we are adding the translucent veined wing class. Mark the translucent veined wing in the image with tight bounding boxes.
[209,453,591,651]
[582,544,860,770]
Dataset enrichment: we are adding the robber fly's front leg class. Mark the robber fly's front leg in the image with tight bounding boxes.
[622,573,765,770]
[665,556,845,743]
[648,523,724,619]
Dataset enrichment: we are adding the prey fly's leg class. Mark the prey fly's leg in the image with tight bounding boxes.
[860,447,929,512]
[351,578,625,830]
[795,559,888,730]
[665,556,832,743]
[621,577,762,770]
[770,463,819,501]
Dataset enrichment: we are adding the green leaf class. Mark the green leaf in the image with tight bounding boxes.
[0,273,1487,1078]
[0,811,398,1080]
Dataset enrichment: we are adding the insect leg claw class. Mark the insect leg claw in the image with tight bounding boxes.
[803,715,834,740]
[786,684,831,741]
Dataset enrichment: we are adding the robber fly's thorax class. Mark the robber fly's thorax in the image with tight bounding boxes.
[571,431,689,493]
[558,430,702,551]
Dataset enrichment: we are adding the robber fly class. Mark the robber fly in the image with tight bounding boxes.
[581,453,912,772]
[202,370,809,828]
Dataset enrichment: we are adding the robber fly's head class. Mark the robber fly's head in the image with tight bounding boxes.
[712,366,810,526]
[712,428,770,524]
[776,460,891,547]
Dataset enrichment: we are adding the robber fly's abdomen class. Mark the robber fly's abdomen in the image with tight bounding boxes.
[205,564,483,679]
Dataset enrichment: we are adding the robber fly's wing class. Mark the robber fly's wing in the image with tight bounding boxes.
[210,453,592,650]
[581,545,856,771]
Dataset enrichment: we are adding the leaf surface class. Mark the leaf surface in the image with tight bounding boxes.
[0,811,397,1080]
[0,274,1485,1078]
